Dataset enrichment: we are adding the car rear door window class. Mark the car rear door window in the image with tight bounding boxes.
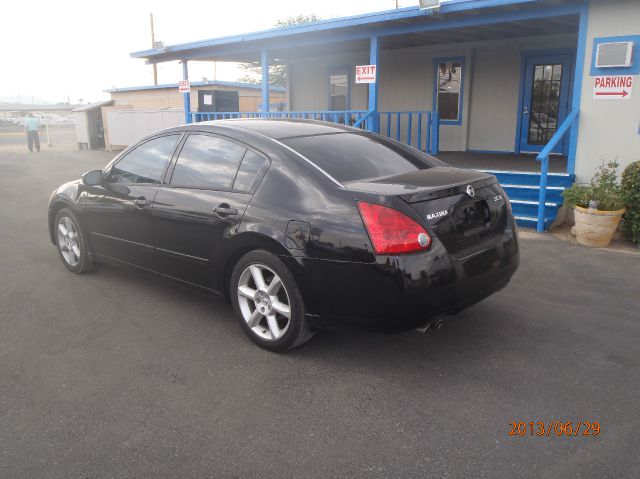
[281,132,431,182]
[233,149,267,193]
[110,135,179,184]
[171,134,246,190]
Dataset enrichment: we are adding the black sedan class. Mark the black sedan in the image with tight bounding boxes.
[48,120,519,351]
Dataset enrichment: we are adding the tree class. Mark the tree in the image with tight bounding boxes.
[236,14,321,87]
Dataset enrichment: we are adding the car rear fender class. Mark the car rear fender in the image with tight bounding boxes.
[219,231,309,301]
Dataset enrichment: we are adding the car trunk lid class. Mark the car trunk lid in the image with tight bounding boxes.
[345,167,510,257]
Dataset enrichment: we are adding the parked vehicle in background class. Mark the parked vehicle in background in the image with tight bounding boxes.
[47,120,519,351]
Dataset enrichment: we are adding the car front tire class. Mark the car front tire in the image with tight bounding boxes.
[54,208,94,274]
[230,250,314,352]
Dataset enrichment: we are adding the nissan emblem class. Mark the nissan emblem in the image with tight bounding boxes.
[466,185,475,197]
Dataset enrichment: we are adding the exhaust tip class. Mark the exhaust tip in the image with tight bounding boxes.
[414,318,444,335]
[414,322,432,335]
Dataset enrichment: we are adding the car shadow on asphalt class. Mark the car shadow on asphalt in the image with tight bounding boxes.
[92,261,505,374]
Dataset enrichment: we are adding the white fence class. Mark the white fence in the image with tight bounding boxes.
[44,121,77,146]
[107,109,184,148]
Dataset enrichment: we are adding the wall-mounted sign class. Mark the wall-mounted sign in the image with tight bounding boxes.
[355,65,377,84]
[593,75,633,100]
[178,80,191,93]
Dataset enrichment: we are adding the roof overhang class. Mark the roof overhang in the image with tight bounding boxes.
[71,100,114,112]
[104,80,287,94]
[130,0,582,65]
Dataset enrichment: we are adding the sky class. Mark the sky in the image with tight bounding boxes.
[1,0,420,105]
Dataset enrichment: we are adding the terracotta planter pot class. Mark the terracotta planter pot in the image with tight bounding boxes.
[574,206,625,248]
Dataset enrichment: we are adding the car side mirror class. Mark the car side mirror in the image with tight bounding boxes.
[82,169,104,186]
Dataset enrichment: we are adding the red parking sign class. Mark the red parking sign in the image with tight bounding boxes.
[593,75,633,100]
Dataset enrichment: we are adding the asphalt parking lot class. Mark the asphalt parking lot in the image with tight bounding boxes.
[1,134,639,478]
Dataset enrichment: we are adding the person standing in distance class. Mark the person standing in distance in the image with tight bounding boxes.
[25,113,41,152]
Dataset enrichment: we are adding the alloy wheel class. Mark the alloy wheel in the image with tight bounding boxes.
[237,263,291,341]
[57,216,81,267]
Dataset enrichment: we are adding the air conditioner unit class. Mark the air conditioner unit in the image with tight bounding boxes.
[595,41,634,68]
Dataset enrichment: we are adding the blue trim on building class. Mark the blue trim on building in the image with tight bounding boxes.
[515,48,576,155]
[514,53,527,153]
[182,61,191,124]
[589,35,640,76]
[130,0,539,60]
[375,4,580,39]
[104,80,286,94]
[567,2,590,176]
[368,35,380,132]
[261,49,269,114]
[130,3,578,64]
[519,53,573,155]
[432,56,465,126]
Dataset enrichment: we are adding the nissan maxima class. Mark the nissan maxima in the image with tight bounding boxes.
[48,119,519,351]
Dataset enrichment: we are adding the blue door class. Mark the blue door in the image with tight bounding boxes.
[519,54,572,154]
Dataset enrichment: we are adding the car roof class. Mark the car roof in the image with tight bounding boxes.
[185,118,354,140]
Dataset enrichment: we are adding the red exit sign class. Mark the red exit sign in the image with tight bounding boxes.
[355,65,377,84]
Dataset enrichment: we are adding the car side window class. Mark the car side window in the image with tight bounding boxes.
[170,134,246,191]
[233,149,267,193]
[110,135,179,184]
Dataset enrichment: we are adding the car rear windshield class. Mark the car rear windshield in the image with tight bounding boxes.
[281,132,434,182]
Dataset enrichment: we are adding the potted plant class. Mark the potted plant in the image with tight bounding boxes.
[562,161,625,248]
[621,160,640,247]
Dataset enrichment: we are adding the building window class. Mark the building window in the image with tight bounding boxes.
[329,68,349,111]
[435,59,464,124]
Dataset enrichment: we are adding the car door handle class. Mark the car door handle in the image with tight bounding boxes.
[133,198,149,209]
[213,204,238,217]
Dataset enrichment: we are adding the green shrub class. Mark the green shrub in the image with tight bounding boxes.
[563,161,625,211]
[621,160,640,245]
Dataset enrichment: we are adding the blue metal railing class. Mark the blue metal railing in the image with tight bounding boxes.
[190,110,370,126]
[353,110,376,129]
[535,108,579,233]
[380,111,439,154]
[189,109,440,154]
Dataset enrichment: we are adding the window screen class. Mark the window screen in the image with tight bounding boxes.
[171,134,246,190]
[110,135,179,184]
[436,61,463,122]
[330,71,348,111]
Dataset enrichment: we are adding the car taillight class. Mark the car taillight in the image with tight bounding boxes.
[357,201,431,255]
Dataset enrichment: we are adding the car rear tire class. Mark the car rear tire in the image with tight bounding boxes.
[230,250,314,352]
[54,208,94,274]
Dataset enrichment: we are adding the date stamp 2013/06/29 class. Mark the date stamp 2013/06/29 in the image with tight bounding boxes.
[509,420,600,437]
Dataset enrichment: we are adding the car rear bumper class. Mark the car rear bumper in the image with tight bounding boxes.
[283,228,519,332]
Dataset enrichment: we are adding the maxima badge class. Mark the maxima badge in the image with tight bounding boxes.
[466,185,475,198]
